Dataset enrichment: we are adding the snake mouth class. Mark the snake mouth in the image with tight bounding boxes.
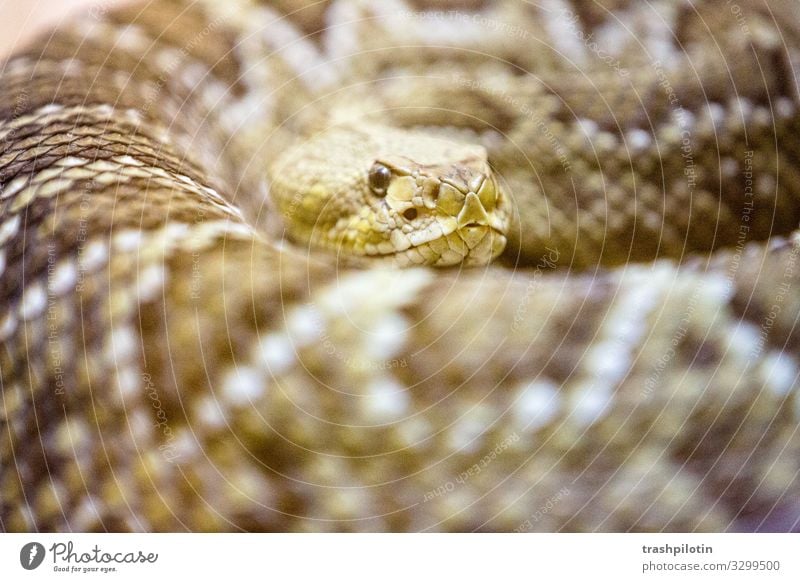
[413,225,506,266]
[358,224,507,267]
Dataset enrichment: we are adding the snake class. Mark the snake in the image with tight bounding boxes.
[1,0,799,532]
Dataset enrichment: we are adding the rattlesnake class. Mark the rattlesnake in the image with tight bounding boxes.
[1,0,800,532]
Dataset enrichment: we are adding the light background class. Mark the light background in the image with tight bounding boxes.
[0,0,126,58]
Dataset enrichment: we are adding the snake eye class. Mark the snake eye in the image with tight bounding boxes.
[368,163,392,196]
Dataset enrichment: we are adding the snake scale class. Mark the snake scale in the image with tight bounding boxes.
[1,0,800,532]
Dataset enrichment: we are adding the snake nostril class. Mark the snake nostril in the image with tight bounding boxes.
[403,208,418,221]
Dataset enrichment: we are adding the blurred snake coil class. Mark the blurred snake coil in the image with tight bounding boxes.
[1,0,800,532]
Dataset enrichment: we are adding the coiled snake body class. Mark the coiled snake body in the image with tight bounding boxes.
[1,0,800,531]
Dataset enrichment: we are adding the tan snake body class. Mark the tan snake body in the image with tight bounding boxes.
[1,0,800,532]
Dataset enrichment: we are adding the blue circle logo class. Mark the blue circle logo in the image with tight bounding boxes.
[19,542,46,570]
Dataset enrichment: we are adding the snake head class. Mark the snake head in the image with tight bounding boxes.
[270,124,510,267]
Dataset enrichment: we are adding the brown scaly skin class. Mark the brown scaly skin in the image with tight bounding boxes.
[1,0,799,532]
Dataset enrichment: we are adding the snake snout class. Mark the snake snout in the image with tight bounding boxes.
[457,192,490,228]
[444,172,505,235]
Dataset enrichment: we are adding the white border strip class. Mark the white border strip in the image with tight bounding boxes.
[1,533,798,580]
